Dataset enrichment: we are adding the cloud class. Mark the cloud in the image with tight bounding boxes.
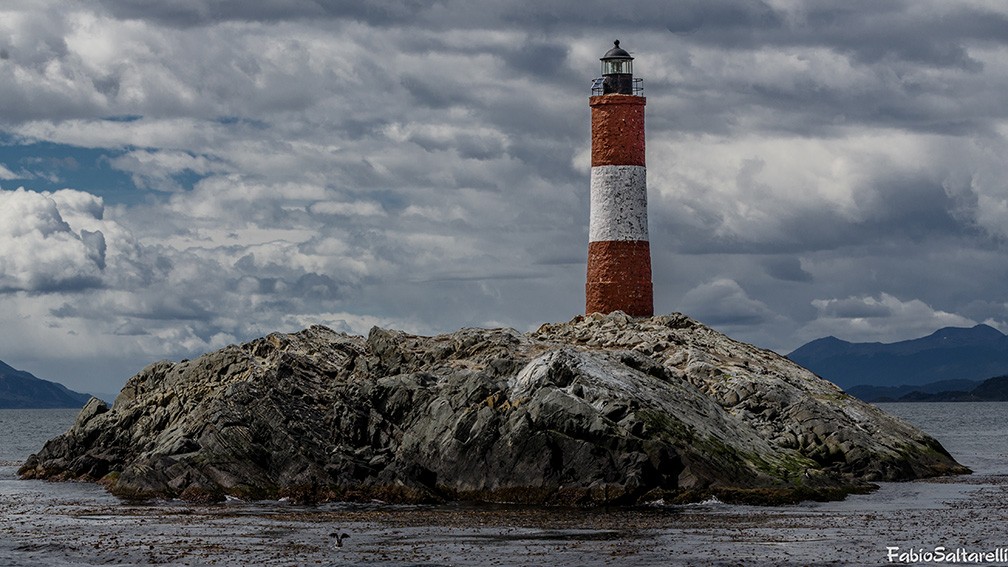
[802,292,977,343]
[2,0,1008,393]
[680,278,781,326]
[93,0,440,27]
[762,256,812,282]
[308,200,386,217]
[48,188,106,221]
[0,163,18,179]
[107,149,223,192]
[280,311,426,337]
[649,129,1005,253]
[811,295,895,319]
[0,188,107,292]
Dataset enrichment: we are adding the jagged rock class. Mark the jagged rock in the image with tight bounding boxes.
[19,313,969,505]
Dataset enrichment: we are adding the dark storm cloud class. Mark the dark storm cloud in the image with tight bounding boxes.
[95,0,442,27]
[499,40,572,80]
[855,176,971,240]
[97,0,786,33]
[399,76,472,111]
[763,256,812,283]
[624,3,1008,139]
[785,3,1006,67]
[742,177,975,255]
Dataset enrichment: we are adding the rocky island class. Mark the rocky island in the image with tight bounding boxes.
[20,312,968,505]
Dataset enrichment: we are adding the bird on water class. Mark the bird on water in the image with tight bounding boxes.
[330,531,350,548]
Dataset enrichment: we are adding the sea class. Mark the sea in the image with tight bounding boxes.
[1,403,1007,566]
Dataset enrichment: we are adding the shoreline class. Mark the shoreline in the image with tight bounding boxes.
[3,464,1006,566]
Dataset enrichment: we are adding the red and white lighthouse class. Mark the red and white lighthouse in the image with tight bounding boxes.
[586,40,653,317]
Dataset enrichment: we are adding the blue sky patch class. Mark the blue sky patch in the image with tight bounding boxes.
[0,136,141,204]
[0,135,211,205]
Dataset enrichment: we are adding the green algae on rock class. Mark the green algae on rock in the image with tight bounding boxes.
[19,312,969,505]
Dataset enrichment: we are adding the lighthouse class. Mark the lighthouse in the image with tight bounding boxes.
[585,40,654,317]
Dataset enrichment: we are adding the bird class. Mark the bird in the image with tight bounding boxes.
[330,531,350,548]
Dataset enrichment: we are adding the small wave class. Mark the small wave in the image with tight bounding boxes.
[690,495,725,506]
[644,495,726,508]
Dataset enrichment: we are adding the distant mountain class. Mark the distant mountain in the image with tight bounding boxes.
[788,324,1008,390]
[0,360,92,409]
[864,375,1008,403]
[971,375,1008,400]
[846,379,982,403]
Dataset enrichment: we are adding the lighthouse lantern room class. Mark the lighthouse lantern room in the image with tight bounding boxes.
[600,40,633,95]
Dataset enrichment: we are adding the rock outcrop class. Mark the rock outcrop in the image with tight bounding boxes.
[20,313,968,505]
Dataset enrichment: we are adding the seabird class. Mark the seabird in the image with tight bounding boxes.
[330,531,350,548]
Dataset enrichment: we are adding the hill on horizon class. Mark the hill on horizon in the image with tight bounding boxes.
[787,324,1008,390]
[0,359,92,409]
[853,374,1008,403]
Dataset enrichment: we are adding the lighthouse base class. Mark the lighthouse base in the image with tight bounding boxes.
[585,240,653,317]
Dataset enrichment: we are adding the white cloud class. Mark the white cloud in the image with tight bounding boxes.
[279,311,426,337]
[680,278,781,326]
[15,118,225,150]
[108,149,223,192]
[649,128,1004,247]
[308,201,386,217]
[48,188,105,223]
[0,188,107,291]
[802,293,976,344]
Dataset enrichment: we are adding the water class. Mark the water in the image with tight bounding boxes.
[1,404,1007,566]
[877,401,1008,475]
[0,408,79,465]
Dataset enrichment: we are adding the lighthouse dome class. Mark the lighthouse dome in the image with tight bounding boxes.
[602,40,632,61]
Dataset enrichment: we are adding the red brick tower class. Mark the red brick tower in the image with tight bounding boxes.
[586,40,653,317]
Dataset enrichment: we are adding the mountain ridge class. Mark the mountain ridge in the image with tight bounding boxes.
[788,324,1008,389]
[0,359,92,409]
[862,375,1008,403]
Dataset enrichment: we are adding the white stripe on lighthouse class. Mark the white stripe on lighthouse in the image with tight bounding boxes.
[589,165,648,242]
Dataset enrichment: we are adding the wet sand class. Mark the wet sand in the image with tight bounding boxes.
[3,463,1007,566]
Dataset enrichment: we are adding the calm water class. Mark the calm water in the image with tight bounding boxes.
[0,407,79,465]
[876,401,1008,475]
[1,403,1007,566]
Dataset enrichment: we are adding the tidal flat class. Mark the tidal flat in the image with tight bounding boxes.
[2,464,1006,566]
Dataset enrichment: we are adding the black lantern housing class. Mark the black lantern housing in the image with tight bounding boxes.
[600,40,634,95]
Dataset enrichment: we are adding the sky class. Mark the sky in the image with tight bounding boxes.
[2,0,1008,395]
